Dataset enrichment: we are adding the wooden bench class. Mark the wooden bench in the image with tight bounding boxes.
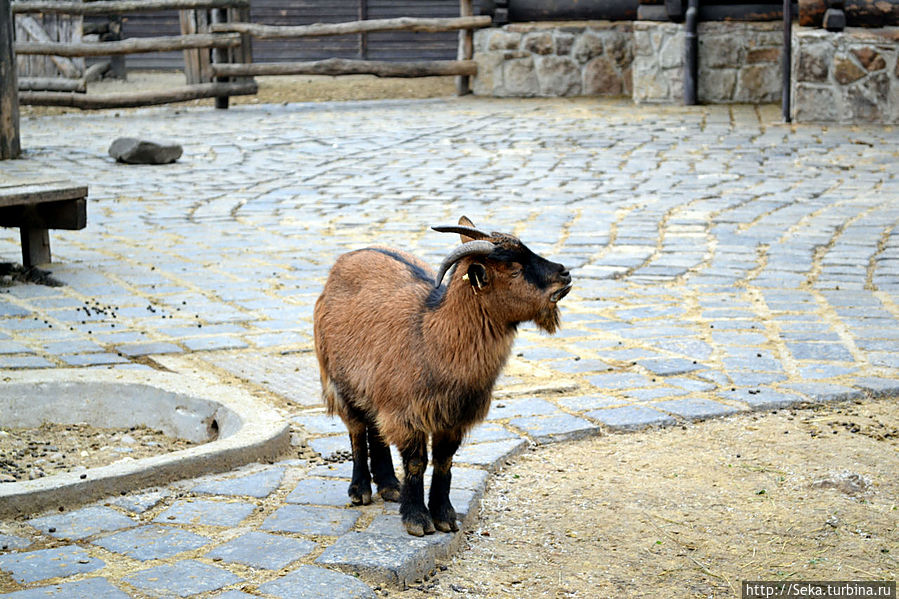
[0,181,87,267]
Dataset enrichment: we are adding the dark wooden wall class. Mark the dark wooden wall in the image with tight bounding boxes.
[103,0,482,70]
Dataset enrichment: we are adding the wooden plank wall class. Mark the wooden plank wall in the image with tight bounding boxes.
[89,0,483,70]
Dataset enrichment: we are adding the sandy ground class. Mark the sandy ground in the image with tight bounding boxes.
[18,71,458,117]
[392,399,899,599]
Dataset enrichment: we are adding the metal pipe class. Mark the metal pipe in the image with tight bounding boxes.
[782,0,792,122]
[684,0,699,105]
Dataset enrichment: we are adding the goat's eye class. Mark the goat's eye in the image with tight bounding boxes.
[510,269,522,278]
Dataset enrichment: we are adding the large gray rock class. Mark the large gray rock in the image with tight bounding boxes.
[108,137,182,164]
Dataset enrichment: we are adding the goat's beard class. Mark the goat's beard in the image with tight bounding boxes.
[535,305,561,334]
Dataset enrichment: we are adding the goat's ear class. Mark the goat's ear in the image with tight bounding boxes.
[458,216,477,243]
[466,262,488,291]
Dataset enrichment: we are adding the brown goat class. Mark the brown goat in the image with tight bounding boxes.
[313,216,571,536]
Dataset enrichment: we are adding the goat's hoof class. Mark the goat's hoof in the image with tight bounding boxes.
[430,504,459,532]
[402,509,436,537]
[378,485,401,503]
[349,483,372,506]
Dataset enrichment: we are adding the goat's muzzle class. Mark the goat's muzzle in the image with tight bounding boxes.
[549,269,572,303]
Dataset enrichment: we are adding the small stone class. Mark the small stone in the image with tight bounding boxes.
[108,137,183,165]
[852,47,885,72]
[832,54,866,85]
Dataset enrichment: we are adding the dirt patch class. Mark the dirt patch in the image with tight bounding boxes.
[19,72,458,117]
[0,423,197,483]
[393,399,899,598]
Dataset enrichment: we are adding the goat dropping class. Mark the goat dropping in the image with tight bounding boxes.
[313,216,572,536]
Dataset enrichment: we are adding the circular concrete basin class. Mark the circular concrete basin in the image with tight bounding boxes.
[0,369,290,518]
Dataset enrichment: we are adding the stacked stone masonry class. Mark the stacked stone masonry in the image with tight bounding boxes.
[472,22,635,97]
[473,21,899,123]
[792,27,899,123]
[632,21,783,104]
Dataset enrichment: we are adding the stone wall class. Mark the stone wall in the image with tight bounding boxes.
[792,27,899,123]
[632,21,783,104]
[472,22,634,97]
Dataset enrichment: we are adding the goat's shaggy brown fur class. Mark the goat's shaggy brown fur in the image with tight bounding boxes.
[313,218,571,535]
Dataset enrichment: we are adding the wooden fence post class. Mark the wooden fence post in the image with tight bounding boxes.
[456,0,473,95]
[1,0,21,159]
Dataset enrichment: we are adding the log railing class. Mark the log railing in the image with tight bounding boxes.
[10,0,486,110]
[12,0,254,109]
[208,3,487,89]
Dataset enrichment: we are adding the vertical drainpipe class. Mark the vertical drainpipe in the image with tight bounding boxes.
[782,0,792,122]
[683,0,699,105]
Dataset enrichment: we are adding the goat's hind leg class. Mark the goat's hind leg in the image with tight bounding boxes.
[368,426,401,502]
[343,410,373,506]
[429,429,462,532]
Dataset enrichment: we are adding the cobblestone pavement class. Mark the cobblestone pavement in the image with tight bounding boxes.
[1,97,899,597]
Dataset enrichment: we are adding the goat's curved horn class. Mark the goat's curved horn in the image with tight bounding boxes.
[434,240,495,287]
[431,225,492,240]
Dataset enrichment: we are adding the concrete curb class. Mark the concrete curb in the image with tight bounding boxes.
[0,369,290,518]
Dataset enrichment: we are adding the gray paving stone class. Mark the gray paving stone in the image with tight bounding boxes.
[115,341,183,357]
[291,413,347,435]
[363,514,455,557]
[111,489,170,514]
[205,531,316,570]
[59,352,131,366]
[623,387,691,402]
[181,335,249,351]
[191,466,285,498]
[556,395,621,411]
[727,371,788,387]
[587,372,655,390]
[719,389,806,410]
[261,505,360,536]
[315,532,434,588]
[454,438,528,470]
[28,506,136,540]
[508,414,598,444]
[93,525,211,560]
[787,342,854,361]
[638,357,706,376]
[853,376,899,397]
[153,499,256,527]
[308,435,351,461]
[123,559,242,597]
[257,564,375,599]
[486,397,560,420]
[0,533,32,551]
[0,577,130,599]
[285,478,351,506]
[0,355,54,368]
[782,383,866,402]
[798,365,858,380]
[466,422,520,444]
[307,461,354,479]
[653,398,742,420]
[586,405,676,431]
[0,545,104,583]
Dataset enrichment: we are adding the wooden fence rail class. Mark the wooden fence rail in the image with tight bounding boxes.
[16,33,242,56]
[11,0,248,15]
[211,58,477,78]
[209,16,492,39]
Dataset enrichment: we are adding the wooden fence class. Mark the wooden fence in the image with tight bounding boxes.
[7,0,488,109]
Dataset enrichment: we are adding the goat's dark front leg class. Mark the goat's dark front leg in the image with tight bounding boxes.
[367,426,400,502]
[344,414,372,506]
[429,429,463,533]
[399,432,434,536]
